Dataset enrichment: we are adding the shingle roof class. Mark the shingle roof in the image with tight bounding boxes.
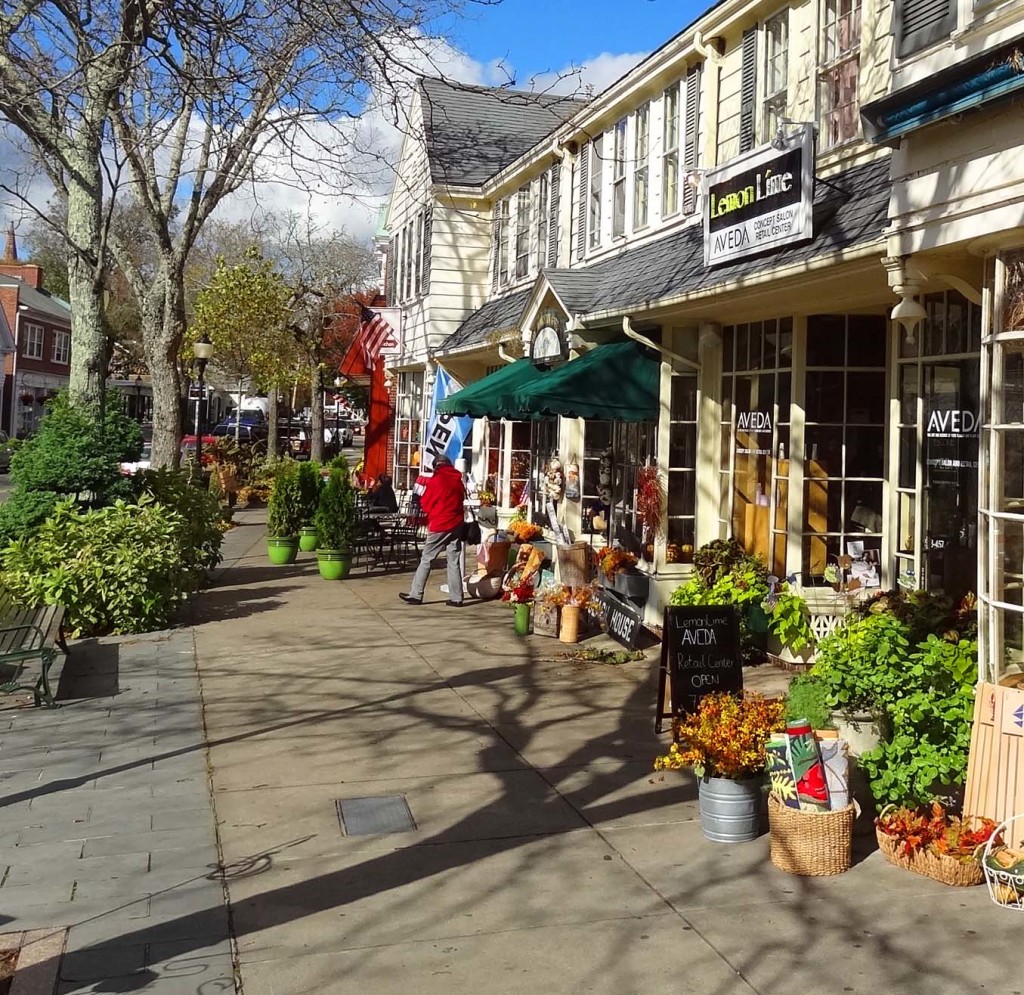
[419,78,586,187]
[542,268,604,314]
[440,288,532,353]
[0,276,72,323]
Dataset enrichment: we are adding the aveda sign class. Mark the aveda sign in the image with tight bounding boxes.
[704,125,814,267]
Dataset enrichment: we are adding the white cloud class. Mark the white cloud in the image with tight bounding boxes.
[530,51,650,99]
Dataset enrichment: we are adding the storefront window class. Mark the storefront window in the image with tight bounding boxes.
[528,418,559,524]
[393,371,424,491]
[668,372,698,561]
[801,314,886,584]
[721,318,793,577]
[894,291,981,599]
[508,421,531,507]
[611,421,657,558]
[582,421,613,539]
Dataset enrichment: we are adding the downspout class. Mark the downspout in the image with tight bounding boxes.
[622,316,700,371]
[692,30,724,63]
[498,343,517,364]
[11,304,20,435]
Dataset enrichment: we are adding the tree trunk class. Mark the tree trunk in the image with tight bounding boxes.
[236,376,242,444]
[65,155,108,410]
[141,274,185,469]
[309,356,324,463]
[267,391,279,458]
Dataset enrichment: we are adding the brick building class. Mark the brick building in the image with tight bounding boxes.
[0,224,73,437]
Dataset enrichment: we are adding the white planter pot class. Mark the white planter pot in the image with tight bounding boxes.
[830,712,884,757]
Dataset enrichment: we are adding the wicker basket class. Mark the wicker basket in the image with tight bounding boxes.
[875,827,984,887]
[557,542,593,588]
[768,796,855,876]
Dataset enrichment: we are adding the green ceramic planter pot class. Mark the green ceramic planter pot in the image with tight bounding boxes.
[298,526,318,552]
[267,537,298,565]
[316,548,353,580]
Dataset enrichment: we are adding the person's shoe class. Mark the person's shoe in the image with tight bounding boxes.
[399,593,423,605]
[445,600,464,607]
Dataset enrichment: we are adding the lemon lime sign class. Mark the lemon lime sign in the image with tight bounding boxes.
[704,125,814,267]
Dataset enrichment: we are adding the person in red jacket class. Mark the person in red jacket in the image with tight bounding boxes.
[400,455,466,606]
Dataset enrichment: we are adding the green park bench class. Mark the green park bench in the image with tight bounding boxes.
[0,590,68,707]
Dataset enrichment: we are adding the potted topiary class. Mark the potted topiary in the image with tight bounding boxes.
[266,462,304,564]
[296,461,322,552]
[313,467,357,579]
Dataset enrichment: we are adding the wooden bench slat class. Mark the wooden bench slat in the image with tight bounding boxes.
[0,595,67,707]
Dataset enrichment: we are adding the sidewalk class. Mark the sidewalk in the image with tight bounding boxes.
[2,511,1021,994]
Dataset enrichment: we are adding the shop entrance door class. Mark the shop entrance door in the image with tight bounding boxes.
[893,291,982,601]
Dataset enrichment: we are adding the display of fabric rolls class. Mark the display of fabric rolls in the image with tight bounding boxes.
[817,738,851,811]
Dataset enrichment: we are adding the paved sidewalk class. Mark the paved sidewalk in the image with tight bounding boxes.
[3,509,1022,994]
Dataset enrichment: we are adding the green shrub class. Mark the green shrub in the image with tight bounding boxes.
[314,468,357,551]
[858,636,977,807]
[327,454,350,473]
[785,674,834,730]
[135,468,225,583]
[0,489,60,548]
[266,462,304,538]
[296,461,322,526]
[9,393,142,501]
[1,498,189,636]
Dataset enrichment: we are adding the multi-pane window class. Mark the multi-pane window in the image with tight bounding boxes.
[582,421,613,539]
[535,170,549,271]
[588,135,603,249]
[528,418,559,524]
[611,421,658,558]
[23,322,44,359]
[393,371,425,492]
[720,318,794,579]
[801,314,886,584]
[633,103,650,230]
[763,10,789,143]
[497,197,511,286]
[662,83,680,219]
[820,0,862,149]
[52,329,70,364]
[515,186,531,280]
[611,117,627,239]
[668,372,698,560]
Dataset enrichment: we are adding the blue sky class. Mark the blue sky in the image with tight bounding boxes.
[446,0,708,89]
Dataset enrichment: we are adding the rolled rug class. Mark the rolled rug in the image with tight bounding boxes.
[787,719,830,812]
[818,738,850,811]
[767,734,800,810]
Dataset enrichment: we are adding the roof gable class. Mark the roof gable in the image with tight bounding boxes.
[418,78,586,187]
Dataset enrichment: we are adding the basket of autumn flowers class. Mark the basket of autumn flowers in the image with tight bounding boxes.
[507,518,543,543]
[875,802,998,886]
[597,546,639,580]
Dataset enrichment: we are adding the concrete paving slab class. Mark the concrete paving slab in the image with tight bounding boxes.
[241,914,754,995]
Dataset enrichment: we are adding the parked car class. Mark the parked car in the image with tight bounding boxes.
[211,409,268,445]
[120,442,153,476]
[0,430,13,472]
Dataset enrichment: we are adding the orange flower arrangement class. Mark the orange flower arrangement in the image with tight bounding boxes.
[654,692,786,780]
[876,802,998,864]
[597,545,638,579]
[507,519,543,542]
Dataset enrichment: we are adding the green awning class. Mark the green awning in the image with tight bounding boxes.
[510,340,660,422]
[436,357,547,418]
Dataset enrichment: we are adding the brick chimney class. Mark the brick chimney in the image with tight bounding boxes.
[0,221,44,290]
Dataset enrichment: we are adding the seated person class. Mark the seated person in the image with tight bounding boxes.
[367,473,399,513]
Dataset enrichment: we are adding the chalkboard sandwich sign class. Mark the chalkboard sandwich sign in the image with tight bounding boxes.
[656,605,743,733]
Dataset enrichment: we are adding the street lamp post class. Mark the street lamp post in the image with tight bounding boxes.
[334,376,343,449]
[193,334,214,474]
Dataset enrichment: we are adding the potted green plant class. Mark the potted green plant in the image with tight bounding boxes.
[313,467,357,580]
[266,462,304,564]
[296,461,322,552]
[654,692,786,843]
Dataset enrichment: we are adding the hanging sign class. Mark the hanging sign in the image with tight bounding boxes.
[704,125,814,267]
[656,606,743,732]
[600,589,643,650]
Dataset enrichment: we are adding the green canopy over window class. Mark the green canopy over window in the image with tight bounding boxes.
[435,357,547,418]
[510,340,660,422]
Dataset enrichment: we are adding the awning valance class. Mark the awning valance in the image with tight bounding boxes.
[510,340,660,422]
[435,357,546,418]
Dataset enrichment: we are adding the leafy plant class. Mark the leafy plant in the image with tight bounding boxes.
[1,498,190,636]
[693,538,766,588]
[314,468,357,550]
[785,674,834,730]
[764,585,815,652]
[266,462,305,538]
[876,802,996,864]
[296,461,322,525]
[654,692,786,779]
[0,489,60,548]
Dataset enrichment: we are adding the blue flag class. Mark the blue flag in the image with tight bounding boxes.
[415,365,472,489]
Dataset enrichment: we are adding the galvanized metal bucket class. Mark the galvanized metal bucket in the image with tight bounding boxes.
[697,775,764,843]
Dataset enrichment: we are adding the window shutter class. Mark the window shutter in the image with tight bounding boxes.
[491,209,501,292]
[682,64,702,215]
[547,161,560,267]
[575,143,589,262]
[895,0,955,57]
[418,209,432,296]
[385,236,396,304]
[740,27,757,154]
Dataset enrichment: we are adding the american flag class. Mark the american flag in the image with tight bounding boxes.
[359,305,397,370]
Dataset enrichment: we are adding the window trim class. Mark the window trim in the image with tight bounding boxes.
[23,321,44,360]
[588,135,603,250]
[515,185,531,280]
[51,328,70,365]
[633,102,650,232]
[762,9,789,144]
[611,117,627,240]
[818,0,862,151]
[662,83,681,220]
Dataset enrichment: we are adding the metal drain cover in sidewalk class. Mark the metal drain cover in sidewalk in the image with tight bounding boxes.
[336,795,417,836]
